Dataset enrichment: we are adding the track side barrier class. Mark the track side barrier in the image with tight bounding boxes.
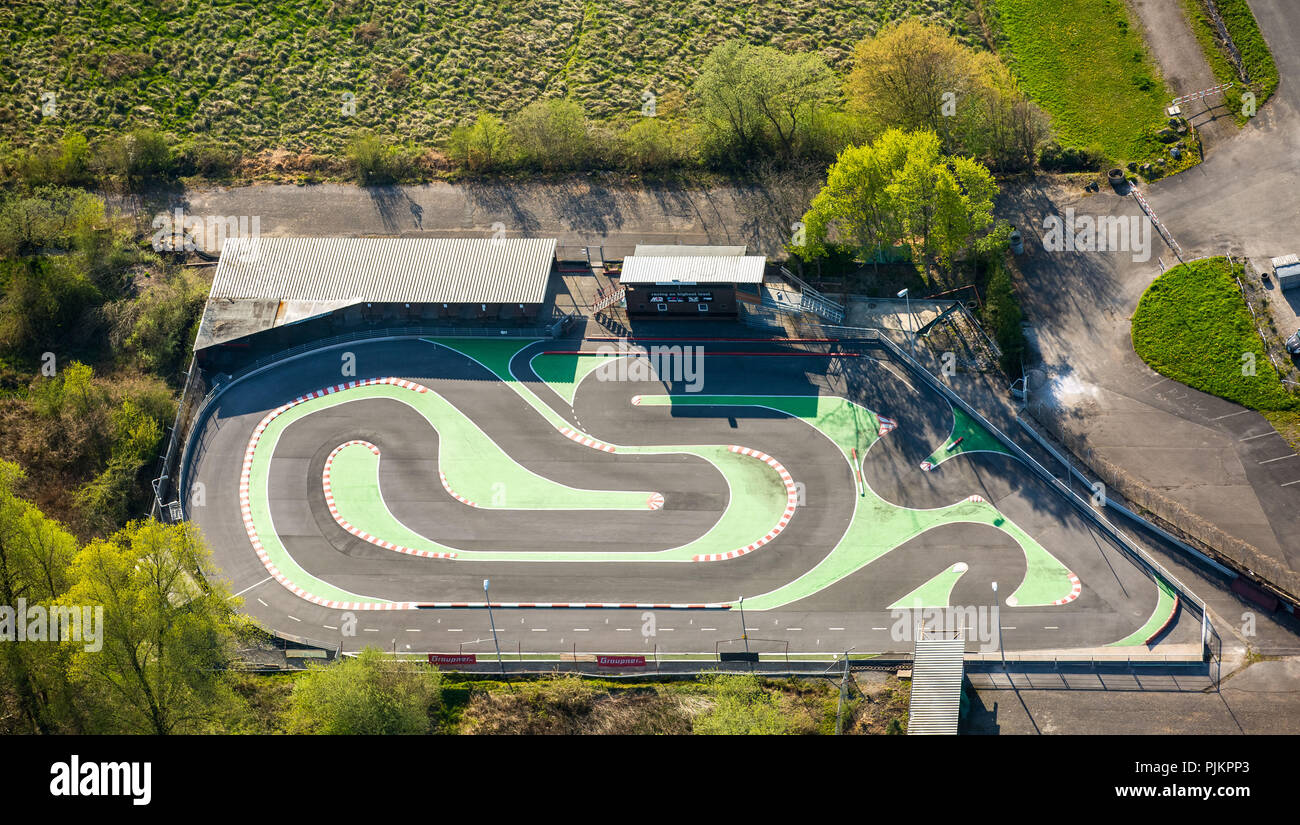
[861,333,1210,637]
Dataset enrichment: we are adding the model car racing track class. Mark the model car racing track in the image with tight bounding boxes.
[189,337,1191,653]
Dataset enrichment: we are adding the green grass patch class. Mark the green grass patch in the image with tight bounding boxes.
[1181,0,1278,122]
[988,0,1170,163]
[1131,257,1299,412]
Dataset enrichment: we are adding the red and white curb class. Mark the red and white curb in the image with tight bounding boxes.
[1052,572,1083,606]
[692,446,799,562]
[647,492,665,510]
[322,441,457,559]
[966,494,985,503]
[438,470,477,507]
[558,426,616,452]
[920,460,934,472]
[878,415,897,435]
[241,378,436,610]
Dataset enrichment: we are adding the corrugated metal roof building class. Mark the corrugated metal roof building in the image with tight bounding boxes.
[194,236,559,358]
[211,237,556,304]
[619,255,767,285]
[619,245,767,318]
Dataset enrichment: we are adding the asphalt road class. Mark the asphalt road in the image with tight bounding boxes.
[188,337,1183,655]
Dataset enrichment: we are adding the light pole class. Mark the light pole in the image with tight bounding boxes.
[897,288,914,356]
[834,646,856,736]
[992,581,1006,670]
[737,596,749,656]
[484,579,505,675]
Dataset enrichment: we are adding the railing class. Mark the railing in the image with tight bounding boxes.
[151,356,206,520]
[591,285,625,313]
[776,265,846,323]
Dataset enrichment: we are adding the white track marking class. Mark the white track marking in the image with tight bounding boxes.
[231,576,273,599]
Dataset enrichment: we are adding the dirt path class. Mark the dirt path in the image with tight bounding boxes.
[1128,0,1240,153]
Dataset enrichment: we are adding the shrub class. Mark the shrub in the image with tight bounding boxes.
[1037,140,1106,172]
[983,258,1027,376]
[446,113,514,172]
[507,99,593,171]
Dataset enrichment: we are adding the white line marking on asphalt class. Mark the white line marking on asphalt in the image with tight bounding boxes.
[1281,480,1300,487]
[1212,409,1253,421]
[256,598,268,607]
[661,628,675,631]
[1002,626,1016,630]
[829,627,845,631]
[788,627,803,631]
[871,627,887,631]
[574,628,589,632]
[287,615,300,622]
[447,628,462,632]
[231,576,272,599]
[1141,375,1170,392]
[1044,626,1059,630]
[323,625,337,630]
[363,628,378,632]
[616,628,631,631]
[1239,431,1280,442]
[531,628,547,632]
[405,629,420,632]
[702,627,717,631]
[1260,454,1299,464]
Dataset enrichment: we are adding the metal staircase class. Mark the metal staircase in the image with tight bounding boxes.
[907,629,966,735]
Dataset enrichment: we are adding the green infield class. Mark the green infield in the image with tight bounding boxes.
[1131,257,1299,412]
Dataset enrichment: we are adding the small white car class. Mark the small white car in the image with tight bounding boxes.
[1287,329,1300,356]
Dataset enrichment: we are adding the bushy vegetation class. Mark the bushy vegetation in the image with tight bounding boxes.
[0,186,203,535]
[1132,257,1299,412]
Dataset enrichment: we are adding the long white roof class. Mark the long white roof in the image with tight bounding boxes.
[619,255,766,284]
[211,236,557,304]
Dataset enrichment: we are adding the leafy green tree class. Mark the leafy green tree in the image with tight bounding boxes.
[62,519,245,734]
[0,460,82,733]
[448,113,514,172]
[799,129,998,279]
[846,21,1046,172]
[692,40,837,166]
[287,647,442,734]
[692,674,792,735]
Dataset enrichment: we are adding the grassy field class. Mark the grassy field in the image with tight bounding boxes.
[2,0,981,155]
[986,0,1170,164]
[1181,0,1279,122]
[1131,257,1299,412]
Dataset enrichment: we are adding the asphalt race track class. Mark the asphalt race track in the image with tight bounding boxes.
[188,337,1196,657]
